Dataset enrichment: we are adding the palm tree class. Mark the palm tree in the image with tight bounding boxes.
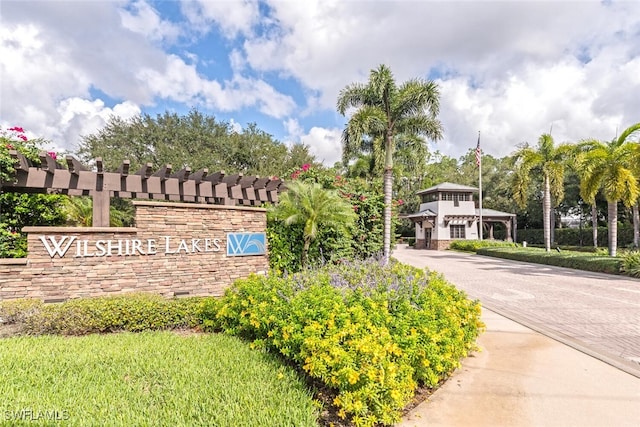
[576,123,640,256]
[62,197,93,226]
[628,124,640,248]
[512,134,574,252]
[269,180,356,266]
[337,64,443,262]
[63,196,132,227]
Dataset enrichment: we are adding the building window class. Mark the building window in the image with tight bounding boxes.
[450,224,466,239]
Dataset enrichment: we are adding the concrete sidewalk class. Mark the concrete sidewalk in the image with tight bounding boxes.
[398,309,640,427]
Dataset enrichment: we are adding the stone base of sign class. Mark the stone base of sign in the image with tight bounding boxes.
[0,201,268,302]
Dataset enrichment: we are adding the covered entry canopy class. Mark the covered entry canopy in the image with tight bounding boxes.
[3,150,285,227]
[405,208,437,227]
[477,208,517,241]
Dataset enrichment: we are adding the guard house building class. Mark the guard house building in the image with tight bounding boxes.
[407,182,516,250]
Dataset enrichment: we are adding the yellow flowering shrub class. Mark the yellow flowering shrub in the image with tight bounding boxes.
[204,259,483,426]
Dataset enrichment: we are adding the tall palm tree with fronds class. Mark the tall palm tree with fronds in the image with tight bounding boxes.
[626,123,640,248]
[269,180,356,266]
[337,65,443,262]
[576,123,640,256]
[512,134,574,252]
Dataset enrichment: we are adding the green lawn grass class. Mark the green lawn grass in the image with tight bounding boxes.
[0,331,318,426]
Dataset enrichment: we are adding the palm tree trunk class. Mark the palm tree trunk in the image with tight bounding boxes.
[592,204,598,248]
[302,237,311,267]
[633,203,639,249]
[383,167,393,264]
[608,201,617,257]
[543,175,551,252]
[383,133,394,265]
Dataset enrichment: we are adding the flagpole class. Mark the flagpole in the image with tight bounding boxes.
[477,131,483,241]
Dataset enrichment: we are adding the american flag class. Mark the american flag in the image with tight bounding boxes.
[475,133,481,167]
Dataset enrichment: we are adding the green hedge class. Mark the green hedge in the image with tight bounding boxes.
[507,226,635,247]
[1,294,210,335]
[476,247,621,275]
[449,240,517,252]
[201,259,483,427]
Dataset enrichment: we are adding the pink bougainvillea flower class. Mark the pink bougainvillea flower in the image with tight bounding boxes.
[301,163,310,171]
[8,127,24,133]
[291,170,300,179]
[18,134,27,141]
[47,151,57,160]
[5,144,14,150]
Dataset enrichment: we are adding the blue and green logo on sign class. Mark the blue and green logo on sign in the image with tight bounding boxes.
[226,232,267,256]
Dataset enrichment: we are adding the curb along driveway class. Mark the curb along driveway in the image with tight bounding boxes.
[392,246,640,378]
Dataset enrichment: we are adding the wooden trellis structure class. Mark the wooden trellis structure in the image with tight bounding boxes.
[2,151,284,226]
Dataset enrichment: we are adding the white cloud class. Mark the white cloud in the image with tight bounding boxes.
[119,0,181,42]
[301,127,342,166]
[234,0,640,158]
[0,0,295,151]
[228,118,242,133]
[2,0,640,166]
[282,119,341,166]
[55,98,141,151]
[181,0,260,38]
[283,118,303,140]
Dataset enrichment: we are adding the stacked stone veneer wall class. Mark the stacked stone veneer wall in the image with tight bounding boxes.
[0,201,268,301]
[429,240,452,250]
[413,239,451,250]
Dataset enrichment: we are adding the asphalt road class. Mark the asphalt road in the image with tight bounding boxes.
[392,245,640,378]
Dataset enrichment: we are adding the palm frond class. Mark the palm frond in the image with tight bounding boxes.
[615,122,640,145]
[336,83,368,114]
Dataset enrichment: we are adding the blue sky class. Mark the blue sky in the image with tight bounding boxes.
[2,0,640,166]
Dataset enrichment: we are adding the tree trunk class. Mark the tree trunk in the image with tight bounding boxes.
[301,237,311,267]
[592,204,598,248]
[608,201,617,257]
[550,200,556,244]
[383,167,393,264]
[633,203,639,249]
[543,174,551,252]
[383,133,394,265]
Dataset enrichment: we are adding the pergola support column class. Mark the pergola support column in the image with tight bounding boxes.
[91,190,110,227]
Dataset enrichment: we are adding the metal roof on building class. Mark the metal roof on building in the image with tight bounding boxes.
[405,208,438,219]
[416,182,479,195]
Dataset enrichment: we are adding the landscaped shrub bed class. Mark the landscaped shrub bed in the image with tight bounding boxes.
[0,294,210,335]
[449,239,517,252]
[201,259,483,427]
[620,251,640,277]
[476,247,621,275]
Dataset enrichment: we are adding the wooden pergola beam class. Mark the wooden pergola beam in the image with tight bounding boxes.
[2,155,285,221]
